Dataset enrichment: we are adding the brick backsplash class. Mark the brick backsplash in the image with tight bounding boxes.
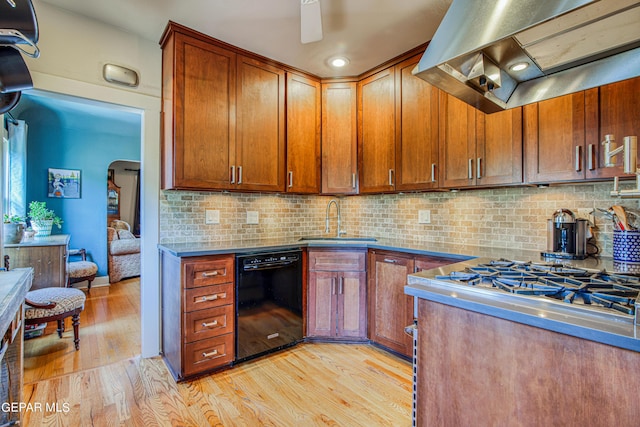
[160,182,640,257]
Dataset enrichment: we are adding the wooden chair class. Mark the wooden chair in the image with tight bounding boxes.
[24,287,86,350]
[67,248,98,290]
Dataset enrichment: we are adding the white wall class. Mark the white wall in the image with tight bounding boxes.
[26,1,162,357]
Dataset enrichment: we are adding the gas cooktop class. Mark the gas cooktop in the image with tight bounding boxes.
[436,259,640,318]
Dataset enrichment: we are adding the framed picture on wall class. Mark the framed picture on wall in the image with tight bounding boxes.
[48,168,81,198]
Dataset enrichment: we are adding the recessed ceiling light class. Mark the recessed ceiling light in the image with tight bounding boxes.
[510,62,529,72]
[329,56,349,68]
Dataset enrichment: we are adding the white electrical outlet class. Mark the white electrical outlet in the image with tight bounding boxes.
[418,210,431,224]
[205,209,220,224]
[247,211,259,224]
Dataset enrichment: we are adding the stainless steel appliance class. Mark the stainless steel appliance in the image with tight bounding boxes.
[235,249,303,362]
[542,209,588,259]
[413,0,640,113]
[435,259,640,320]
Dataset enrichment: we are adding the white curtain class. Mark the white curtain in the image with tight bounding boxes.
[6,119,27,218]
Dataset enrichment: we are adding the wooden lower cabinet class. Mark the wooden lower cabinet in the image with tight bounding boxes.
[160,251,235,380]
[368,251,414,356]
[4,235,70,290]
[369,250,458,357]
[307,249,367,339]
[416,298,640,426]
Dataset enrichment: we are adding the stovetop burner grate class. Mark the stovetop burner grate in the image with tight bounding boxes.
[436,259,640,316]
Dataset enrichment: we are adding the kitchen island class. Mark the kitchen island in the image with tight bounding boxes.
[405,256,640,426]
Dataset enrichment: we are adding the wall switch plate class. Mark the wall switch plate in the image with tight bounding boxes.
[418,210,431,224]
[247,211,259,224]
[205,209,220,224]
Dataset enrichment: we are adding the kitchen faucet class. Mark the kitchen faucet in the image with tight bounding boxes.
[325,199,346,237]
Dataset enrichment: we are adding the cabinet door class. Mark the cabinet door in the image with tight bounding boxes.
[236,55,286,192]
[585,77,640,180]
[369,252,414,356]
[165,32,236,190]
[524,92,586,183]
[336,271,367,338]
[358,68,396,193]
[439,92,478,188]
[307,271,337,337]
[321,82,358,194]
[286,73,321,193]
[395,55,440,191]
[476,107,523,186]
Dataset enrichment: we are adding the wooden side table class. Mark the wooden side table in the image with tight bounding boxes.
[4,234,70,290]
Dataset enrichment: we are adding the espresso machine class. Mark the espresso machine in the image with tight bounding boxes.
[541,209,588,260]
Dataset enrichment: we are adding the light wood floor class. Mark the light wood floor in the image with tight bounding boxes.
[22,279,412,426]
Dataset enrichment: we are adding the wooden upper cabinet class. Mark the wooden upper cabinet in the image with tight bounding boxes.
[524,91,586,183]
[162,30,236,190]
[395,55,440,191]
[439,92,477,188]
[321,82,358,194]
[286,73,321,194]
[358,68,396,193]
[236,55,286,192]
[476,107,523,186]
[439,91,522,188]
[585,76,640,180]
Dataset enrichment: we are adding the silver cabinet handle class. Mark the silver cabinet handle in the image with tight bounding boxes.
[332,277,336,295]
[230,165,236,184]
[238,166,243,184]
[201,320,219,328]
[383,258,397,263]
[288,171,293,188]
[575,146,581,172]
[468,158,473,179]
[431,163,436,182]
[197,293,226,303]
[588,144,594,170]
[202,350,219,358]
[388,169,394,186]
[202,271,219,277]
[476,157,482,179]
[352,173,356,189]
[338,276,343,295]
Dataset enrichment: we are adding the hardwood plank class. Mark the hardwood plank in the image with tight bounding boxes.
[24,278,141,384]
[23,277,412,425]
[23,344,411,426]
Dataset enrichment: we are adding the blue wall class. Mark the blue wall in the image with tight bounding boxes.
[16,94,141,277]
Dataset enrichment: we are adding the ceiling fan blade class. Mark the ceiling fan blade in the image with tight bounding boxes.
[300,0,323,44]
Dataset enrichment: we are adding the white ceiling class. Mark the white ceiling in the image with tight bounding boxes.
[39,0,452,77]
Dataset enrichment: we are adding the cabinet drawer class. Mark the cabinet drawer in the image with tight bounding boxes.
[183,334,234,376]
[309,250,365,271]
[184,256,234,288]
[185,283,234,312]
[184,305,234,343]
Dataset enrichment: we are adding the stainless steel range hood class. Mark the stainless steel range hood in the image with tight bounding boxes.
[413,0,640,113]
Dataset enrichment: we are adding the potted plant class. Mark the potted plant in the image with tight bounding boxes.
[28,201,63,238]
[3,214,26,244]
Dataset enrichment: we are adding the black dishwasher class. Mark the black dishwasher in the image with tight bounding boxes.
[235,249,303,362]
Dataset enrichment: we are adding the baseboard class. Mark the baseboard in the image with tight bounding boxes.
[69,275,110,289]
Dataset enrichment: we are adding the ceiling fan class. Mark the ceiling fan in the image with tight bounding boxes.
[300,0,323,44]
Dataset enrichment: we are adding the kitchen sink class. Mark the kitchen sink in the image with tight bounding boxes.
[299,236,377,242]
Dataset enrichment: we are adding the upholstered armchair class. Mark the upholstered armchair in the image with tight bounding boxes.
[107,220,140,283]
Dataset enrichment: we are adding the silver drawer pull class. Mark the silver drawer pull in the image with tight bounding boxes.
[201,271,219,277]
[383,258,398,263]
[201,320,219,328]
[198,293,225,302]
[202,349,219,358]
